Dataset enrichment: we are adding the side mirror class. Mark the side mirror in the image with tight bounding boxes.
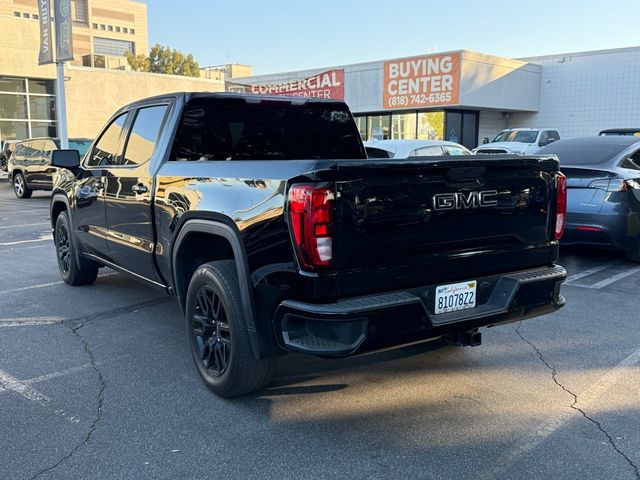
[51,149,80,169]
[482,137,489,144]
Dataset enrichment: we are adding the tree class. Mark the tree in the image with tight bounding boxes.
[125,44,200,77]
[124,52,150,72]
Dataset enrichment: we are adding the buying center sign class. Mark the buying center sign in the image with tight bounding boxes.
[383,52,461,109]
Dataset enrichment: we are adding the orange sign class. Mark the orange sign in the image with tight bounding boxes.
[383,52,461,109]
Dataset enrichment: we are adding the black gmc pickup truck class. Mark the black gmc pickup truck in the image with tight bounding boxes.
[49,92,567,397]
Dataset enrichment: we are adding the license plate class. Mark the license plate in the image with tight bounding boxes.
[434,280,477,314]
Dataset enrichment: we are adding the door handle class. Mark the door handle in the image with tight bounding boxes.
[132,183,148,194]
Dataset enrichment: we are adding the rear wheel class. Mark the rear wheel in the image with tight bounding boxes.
[55,211,99,285]
[627,238,640,263]
[185,260,276,397]
[13,172,31,199]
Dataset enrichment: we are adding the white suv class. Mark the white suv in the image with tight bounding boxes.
[474,128,561,155]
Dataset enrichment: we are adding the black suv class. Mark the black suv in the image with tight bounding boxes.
[8,137,91,198]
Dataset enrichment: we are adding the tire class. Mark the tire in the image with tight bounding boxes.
[13,172,31,199]
[185,260,276,397]
[54,211,99,286]
[627,238,640,263]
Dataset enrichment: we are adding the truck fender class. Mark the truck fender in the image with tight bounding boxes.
[171,219,263,359]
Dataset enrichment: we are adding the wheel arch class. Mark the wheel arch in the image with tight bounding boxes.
[50,194,83,266]
[172,219,264,359]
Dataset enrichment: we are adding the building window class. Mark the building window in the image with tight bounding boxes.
[0,77,26,93]
[28,79,55,95]
[93,37,135,56]
[73,0,89,26]
[14,12,20,17]
[367,114,391,140]
[100,24,106,30]
[108,25,113,31]
[354,116,366,140]
[115,26,120,32]
[123,27,128,33]
[391,112,417,139]
[33,14,38,20]
[0,77,56,142]
[417,111,444,140]
[130,28,135,34]
[92,23,98,29]
[22,12,30,18]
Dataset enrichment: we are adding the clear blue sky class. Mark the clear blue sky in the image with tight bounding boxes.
[143,0,639,75]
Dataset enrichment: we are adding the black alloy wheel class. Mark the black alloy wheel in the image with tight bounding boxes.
[192,284,232,376]
[185,260,276,397]
[56,221,72,277]
[54,211,99,286]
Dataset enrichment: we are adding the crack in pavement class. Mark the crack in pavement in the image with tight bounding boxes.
[29,298,171,479]
[516,322,640,480]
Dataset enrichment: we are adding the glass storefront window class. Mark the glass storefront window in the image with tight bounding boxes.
[0,94,28,119]
[0,77,26,93]
[391,113,417,139]
[354,116,367,140]
[28,79,55,95]
[0,120,29,140]
[367,114,391,140]
[29,96,57,121]
[417,111,444,140]
[31,122,57,138]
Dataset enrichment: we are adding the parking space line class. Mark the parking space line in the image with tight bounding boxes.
[564,260,623,284]
[0,317,62,328]
[0,234,53,246]
[0,222,50,230]
[0,244,52,254]
[0,272,118,295]
[587,266,640,289]
[0,368,50,405]
[477,344,640,480]
[22,364,93,386]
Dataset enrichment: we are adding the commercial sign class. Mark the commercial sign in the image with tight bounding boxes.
[37,0,53,65]
[228,69,345,99]
[383,52,460,109]
[53,0,74,62]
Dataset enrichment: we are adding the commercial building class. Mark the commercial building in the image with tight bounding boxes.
[0,0,226,142]
[234,46,640,149]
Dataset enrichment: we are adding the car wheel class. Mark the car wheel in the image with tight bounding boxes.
[13,172,31,199]
[185,260,276,397]
[627,238,640,263]
[55,211,99,286]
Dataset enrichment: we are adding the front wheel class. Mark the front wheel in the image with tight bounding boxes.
[55,211,99,285]
[13,172,31,199]
[185,260,276,397]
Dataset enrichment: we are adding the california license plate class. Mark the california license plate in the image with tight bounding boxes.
[434,280,477,314]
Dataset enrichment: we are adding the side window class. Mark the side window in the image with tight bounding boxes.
[87,112,128,167]
[620,149,640,171]
[12,144,25,160]
[41,139,57,159]
[445,146,469,156]
[548,131,560,142]
[25,141,41,159]
[538,131,550,146]
[412,146,444,156]
[120,105,169,166]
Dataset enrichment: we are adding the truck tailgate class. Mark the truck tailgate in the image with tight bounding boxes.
[333,155,560,297]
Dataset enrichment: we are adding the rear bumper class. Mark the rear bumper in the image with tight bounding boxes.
[274,265,566,356]
[563,212,637,251]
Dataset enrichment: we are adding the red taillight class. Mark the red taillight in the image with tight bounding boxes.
[554,173,567,240]
[288,184,334,269]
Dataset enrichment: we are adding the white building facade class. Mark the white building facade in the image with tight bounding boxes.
[234,46,640,149]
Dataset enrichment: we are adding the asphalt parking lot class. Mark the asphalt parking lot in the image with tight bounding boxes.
[0,179,639,480]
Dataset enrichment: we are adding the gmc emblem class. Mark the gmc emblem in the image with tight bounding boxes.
[432,190,499,211]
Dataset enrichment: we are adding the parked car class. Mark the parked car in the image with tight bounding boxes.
[598,128,640,137]
[0,139,19,172]
[8,137,91,198]
[49,92,566,397]
[538,136,640,261]
[474,128,560,155]
[364,139,472,158]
